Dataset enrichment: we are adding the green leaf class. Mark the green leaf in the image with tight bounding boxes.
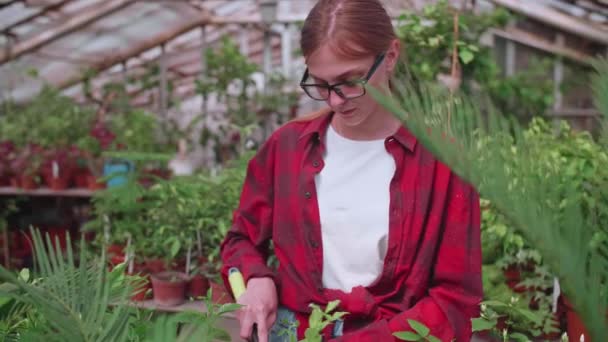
[18,269,30,282]
[325,300,340,313]
[510,332,531,341]
[471,317,496,332]
[426,336,441,342]
[407,319,430,337]
[393,331,422,341]
[459,49,475,64]
[170,239,181,259]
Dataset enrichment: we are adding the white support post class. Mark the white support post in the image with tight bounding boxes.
[159,44,168,117]
[200,25,207,115]
[121,61,128,83]
[239,24,249,56]
[505,39,516,77]
[281,23,292,78]
[263,28,272,88]
[553,33,565,113]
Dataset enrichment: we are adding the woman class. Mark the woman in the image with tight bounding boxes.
[220,0,482,341]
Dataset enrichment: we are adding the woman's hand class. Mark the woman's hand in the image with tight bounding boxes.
[236,277,278,342]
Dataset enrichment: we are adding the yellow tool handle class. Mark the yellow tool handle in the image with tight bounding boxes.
[228,267,259,342]
[228,267,247,300]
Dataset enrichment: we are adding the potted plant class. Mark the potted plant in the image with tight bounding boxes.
[0,141,15,186]
[77,135,105,190]
[9,144,44,189]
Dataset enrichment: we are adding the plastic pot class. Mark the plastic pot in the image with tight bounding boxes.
[129,272,150,302]
[188,274,210,298]
[145,258,166,274]
[563,297,589,341]
[150,271,189,306]
[86,174,106,191]
[19,175,37,190]
[210,281,233,304]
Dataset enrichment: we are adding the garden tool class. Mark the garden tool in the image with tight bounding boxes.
[229,267,259,342]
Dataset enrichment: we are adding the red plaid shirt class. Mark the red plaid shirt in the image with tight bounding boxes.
[221,108,482,342]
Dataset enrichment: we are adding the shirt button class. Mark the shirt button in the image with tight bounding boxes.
[313,161,320,167]
[311,240,319,248]
[305,191,311,199]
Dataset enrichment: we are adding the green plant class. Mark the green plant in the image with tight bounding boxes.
[85,176,150,249]
[472,298,558,341]
[0,86,94,149]
[108,109,163,153]
[395,1,554,121]
[0,228,137,341]
[370,57,608,340]
[155,288,241,341]
[393,319,441,342]
[301,300,347,342]
[195,36,261,165]
[0,227,241,341]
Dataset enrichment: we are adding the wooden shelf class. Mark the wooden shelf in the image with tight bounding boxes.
[0,187,95,197]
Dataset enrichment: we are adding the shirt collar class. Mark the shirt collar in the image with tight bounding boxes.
[297,107,417,152]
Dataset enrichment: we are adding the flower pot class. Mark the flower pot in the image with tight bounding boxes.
[74,168,90,188]
[563,296,590,342]
[129,272,150,302]
[188,274,210,298]
[107,244,125,256]
[103,160,134,188]
[150,271,189,307]
[19,174,37,190]
[0,174,9,186]
[210,281,233,304]
[47,176,70,191]
[145,259,166,274]
[131,280,150,301]
[47,227,69,250]
[86,174,106,191]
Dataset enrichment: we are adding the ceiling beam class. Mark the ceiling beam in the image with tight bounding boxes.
[0,0,136,65]
[0,0,74,34]
[0,0,21,10]
[55,11,212,90]
[489,0,608,45]
[491,27,595,65]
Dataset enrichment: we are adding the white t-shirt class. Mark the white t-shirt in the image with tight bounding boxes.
[315,125,396,292]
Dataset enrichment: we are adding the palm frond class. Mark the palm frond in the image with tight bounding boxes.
[0,228,135,342]
[371,72,608,340]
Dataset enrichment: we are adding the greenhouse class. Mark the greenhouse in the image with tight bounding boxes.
[0,0,607,341]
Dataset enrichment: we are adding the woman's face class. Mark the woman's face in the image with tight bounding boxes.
[305,40,399,128]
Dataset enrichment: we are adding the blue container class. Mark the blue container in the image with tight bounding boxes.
[103,159,134,187]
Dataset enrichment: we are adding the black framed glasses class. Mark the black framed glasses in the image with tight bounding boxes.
[300,53,386,101]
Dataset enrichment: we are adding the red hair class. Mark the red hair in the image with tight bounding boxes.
[300,0,397,60]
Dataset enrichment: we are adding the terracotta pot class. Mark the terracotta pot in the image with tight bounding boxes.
[47,176,70,190]
[188,274,210,298]
[563,296,590,342]
[19,174,37,190]
[73,168,90,188]
[145,258,166,274]
[150,271,189,306]
[129,272,150,302]
[47,227,69,250]
[210,281,233,304]
[110,254,125,267]
[86,174,106,191]
[131,281,150,301]
[0,174,10,186]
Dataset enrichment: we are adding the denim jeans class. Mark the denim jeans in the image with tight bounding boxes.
[269,307,344,341]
